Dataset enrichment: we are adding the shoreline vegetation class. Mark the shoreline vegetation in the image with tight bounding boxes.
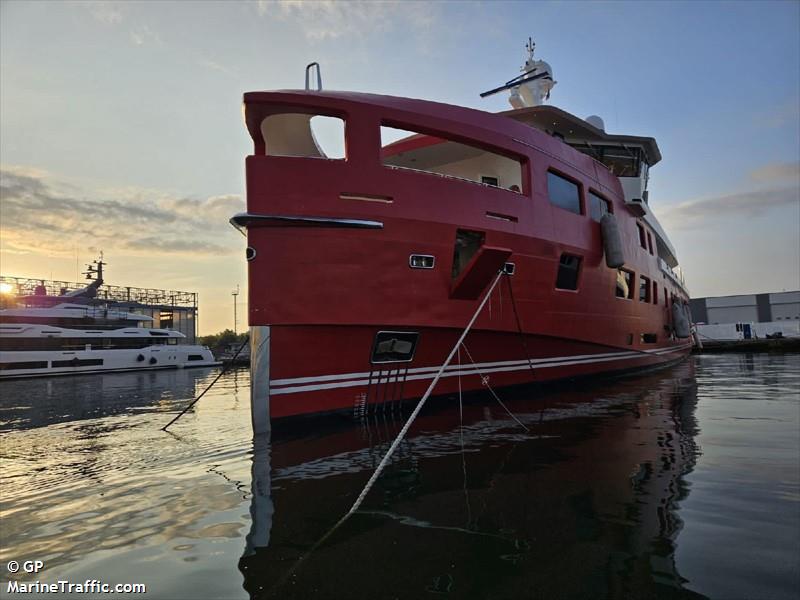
[198,329,247,356]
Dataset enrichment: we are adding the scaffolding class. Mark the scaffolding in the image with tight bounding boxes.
[0,275,199,342]
[0,276,197,309]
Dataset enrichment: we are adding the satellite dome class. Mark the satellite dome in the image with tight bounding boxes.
[585,115,605,131]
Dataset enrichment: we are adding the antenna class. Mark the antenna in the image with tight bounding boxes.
[479,37,556,108]
[82,252,105,284]
[232,284,240,335]
[526,36,535,60]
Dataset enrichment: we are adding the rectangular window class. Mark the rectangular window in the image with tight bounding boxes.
[639,276,651,302]
[646,232,654,255]
[652,282,658,304]
[547,171,582,215]
[616,269,634,299]
[588,191,611,222]
[381,124,523,192]
[0,361,48,371]
[159,311,174,329]
[555,254,582,290]
[637,223,647,249]
[51,358,104,368]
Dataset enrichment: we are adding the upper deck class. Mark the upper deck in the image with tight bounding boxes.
[241,90,682,278]
[243,89,623,196]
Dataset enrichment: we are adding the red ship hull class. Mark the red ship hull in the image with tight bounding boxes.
[266,324,690,419]
[237,90,692,425]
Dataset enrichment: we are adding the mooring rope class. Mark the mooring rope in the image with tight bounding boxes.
[161,335,250,432]
[267,270,507,594]
[505,274,537,379]
[459,341,529,433]
[457,346,473,527]
[343,269,506,517]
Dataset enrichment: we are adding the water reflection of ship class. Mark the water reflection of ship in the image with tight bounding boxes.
[0,367,217,431]
[239,361,705,599]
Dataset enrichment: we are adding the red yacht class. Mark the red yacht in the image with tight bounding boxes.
[232,42,694,428]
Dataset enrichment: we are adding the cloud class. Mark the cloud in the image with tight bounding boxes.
[79,1,125,25]
[256,0,439,41]
[129,24,162,47]
[750,162,800,183]
[660,186,800,231]
[0,168,244,257]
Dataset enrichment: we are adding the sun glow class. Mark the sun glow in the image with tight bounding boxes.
[0,282,15,294]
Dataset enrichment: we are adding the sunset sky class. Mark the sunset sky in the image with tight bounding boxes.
[1,0,798,334]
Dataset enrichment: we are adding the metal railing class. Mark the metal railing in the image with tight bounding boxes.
[0,275,198,309]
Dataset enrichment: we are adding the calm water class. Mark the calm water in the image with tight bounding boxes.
[1,354,798,599]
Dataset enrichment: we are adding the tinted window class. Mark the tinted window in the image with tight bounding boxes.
[547,172,581,215]
[0,361,48,371]
[52,358,104,368]
[639,276,651,302]
[589,192,610,222]
[637,223,647,249]
[556,254,582,290]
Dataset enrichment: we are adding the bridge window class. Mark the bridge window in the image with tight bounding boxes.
[589,191,611,222]
[547,171,582,215]
[381,124,523,192]
[260,113,345,159]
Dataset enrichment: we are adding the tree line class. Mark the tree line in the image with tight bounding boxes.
[198,329,248,350]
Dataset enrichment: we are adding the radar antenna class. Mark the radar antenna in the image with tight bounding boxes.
[64,252,106,299]
[479,37,556,109]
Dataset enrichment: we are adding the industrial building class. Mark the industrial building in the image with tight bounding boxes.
[0,275,199,343]
[690,291,800,324]
[690,291,800,341]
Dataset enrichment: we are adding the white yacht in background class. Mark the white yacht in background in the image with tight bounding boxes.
[0,259,219,378]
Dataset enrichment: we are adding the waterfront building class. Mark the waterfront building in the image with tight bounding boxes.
[690,291,800,341]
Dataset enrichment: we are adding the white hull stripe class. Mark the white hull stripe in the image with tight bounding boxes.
[270,345,691,396]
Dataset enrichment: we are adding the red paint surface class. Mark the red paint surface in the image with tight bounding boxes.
[241,90,691,419]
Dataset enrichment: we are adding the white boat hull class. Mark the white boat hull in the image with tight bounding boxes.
[0,345,220,379]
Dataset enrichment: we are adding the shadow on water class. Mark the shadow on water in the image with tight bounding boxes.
[240,360,709,600]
